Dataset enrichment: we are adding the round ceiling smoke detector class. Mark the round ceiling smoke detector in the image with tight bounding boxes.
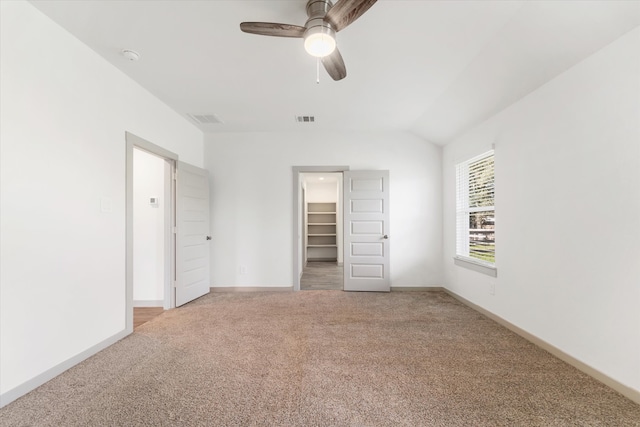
[121,49,140,61]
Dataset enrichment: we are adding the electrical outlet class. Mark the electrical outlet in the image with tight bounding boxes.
[239,265,247,275]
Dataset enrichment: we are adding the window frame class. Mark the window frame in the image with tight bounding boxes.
[455,150,497,277]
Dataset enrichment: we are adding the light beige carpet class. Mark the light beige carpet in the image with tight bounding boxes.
[1,291,638,426]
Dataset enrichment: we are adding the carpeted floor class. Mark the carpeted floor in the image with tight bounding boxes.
[1,291,638,426]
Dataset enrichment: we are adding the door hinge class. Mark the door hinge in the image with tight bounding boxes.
[173,171,178,180]
[173,226,177,234]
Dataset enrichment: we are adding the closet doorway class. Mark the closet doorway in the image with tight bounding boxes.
[293,167,391,292]
[292,166,348,291]
[300,172,343,290]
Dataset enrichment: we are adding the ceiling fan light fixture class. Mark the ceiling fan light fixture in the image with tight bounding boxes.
[239,0,379,80]
[304,25,336,57]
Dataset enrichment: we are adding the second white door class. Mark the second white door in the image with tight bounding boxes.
[343,170,390,292]
[175,161,211,306]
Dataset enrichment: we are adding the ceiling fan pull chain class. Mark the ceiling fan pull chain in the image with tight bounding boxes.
[316,57,320,84]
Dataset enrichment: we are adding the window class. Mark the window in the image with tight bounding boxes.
[456,151,495,268]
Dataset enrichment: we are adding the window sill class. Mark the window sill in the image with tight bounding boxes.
[454,256,497,277]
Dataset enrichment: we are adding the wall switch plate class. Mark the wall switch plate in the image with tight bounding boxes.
[100,197,113,213]
[489,283,496,295]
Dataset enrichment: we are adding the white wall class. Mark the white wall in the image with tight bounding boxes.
[133,149,166,304]
[0,1,203,402]
[306,181,338,202]
[204,132,442,288]
[442,28,640,392]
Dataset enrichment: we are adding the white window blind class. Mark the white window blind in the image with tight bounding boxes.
[456,151,495,265]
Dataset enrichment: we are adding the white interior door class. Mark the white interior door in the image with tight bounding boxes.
[343,170,390,292]
[176,161,210,306]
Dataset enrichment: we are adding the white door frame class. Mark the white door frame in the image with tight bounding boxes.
[292,166,349,291]
[125,132,178,332]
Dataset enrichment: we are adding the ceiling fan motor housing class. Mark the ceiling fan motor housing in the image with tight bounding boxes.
[306,0,333,20]
[304,0,336,57]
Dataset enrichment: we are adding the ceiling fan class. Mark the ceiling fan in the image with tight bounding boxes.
[240,0,377,81]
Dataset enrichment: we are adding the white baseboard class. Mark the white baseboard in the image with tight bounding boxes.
[210,286,293,292]
[0,328,131,408]
[133,300,164,307]
[391,286,445,292]
[443,289,640,405]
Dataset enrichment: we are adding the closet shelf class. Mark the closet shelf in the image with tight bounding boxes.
[307,202,338,262]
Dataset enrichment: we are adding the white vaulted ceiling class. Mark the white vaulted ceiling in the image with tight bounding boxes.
[29,0,640,145]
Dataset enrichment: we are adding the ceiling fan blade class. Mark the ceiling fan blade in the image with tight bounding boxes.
[322,48,347,81]
[240,22,305,38]
[325,0,377,32]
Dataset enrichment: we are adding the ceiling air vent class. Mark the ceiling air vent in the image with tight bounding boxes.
[295,115,315,123]
[187,113,223,125]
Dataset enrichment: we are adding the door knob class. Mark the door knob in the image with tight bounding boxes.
[206,236,212,240]
[383,235,388,239]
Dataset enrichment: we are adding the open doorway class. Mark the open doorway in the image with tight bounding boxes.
[294,167,391,292]
[132,147,172,308]
[300,173,343,290]
[126,132,177,332]
[126,133,211,331]
[131,147,173,327]
[292,166,349,291]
